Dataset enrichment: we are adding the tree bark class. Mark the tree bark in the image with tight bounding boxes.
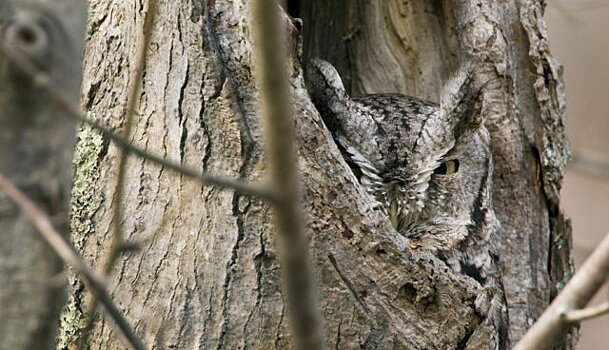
[299,0,575,348]
[0,1,85,349]
[63,0,573,349]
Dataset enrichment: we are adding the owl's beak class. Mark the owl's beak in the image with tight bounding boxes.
[389,200,400,230]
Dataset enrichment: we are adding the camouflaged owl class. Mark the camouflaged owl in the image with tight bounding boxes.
[306,59,499,285]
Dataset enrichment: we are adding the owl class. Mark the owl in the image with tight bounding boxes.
[305,59,499,285]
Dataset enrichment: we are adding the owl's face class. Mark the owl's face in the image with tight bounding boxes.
[341,95,496,256]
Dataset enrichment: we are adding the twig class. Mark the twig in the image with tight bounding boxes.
[106,0,157,274]
[0,42,278,202]
[75,2,159,348]
[561,301,609,322]
[513,231,609,350]
[252,1,323,350]
[0,174,147,350]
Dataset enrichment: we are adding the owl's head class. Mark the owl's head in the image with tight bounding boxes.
[307,59,497,261]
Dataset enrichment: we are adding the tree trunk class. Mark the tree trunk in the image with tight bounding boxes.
[0,1,85,349]
[63,0,573,349]
[299,0,575,348]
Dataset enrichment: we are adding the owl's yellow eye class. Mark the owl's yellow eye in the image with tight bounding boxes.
[434,159,459,175]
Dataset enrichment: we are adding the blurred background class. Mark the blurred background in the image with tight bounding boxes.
[546,1,609,348]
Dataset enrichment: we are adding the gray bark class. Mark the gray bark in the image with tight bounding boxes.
[63,0,573,349]
[0,1,86,349]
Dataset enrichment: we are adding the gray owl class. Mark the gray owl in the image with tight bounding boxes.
[305,59,499,285]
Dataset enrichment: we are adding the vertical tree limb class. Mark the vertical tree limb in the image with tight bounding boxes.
[105,0,158,274]
[252,1,323,349]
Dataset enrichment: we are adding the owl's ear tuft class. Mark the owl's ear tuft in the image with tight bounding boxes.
[305,59,347,99]
[305,59,352,133]
[439,61,487,152]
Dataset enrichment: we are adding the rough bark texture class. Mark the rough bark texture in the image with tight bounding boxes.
[0,1,85,349]
[63,0,572,349]
[299,0,574,348]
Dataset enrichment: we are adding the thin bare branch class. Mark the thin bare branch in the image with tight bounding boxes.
[72,3,160,347]
[561,301,609,323]
[0,174,147,350]
[514,231,609,350]
[107,0,157,274]
[252,1,323,349]
[0,42,278,202]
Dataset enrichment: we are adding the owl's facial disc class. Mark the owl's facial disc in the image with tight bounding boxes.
[385,155,461,231]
